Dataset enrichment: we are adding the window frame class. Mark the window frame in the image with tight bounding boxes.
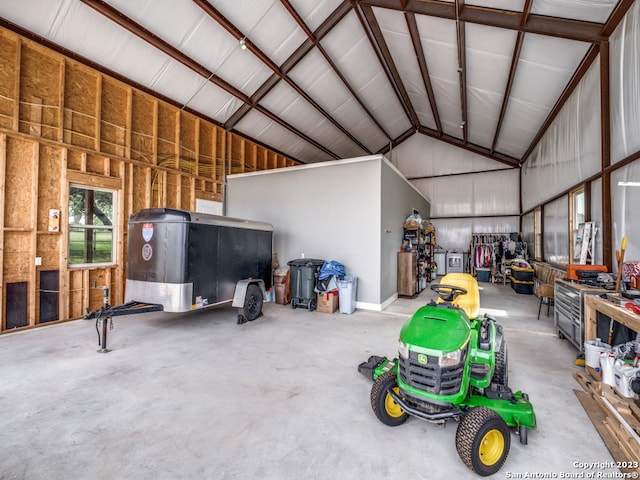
[569,186,586,263]
[67,183,117,268]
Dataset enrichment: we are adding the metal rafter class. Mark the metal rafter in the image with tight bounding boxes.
[491,0,531,153]
[358,0,606,42]
[193,0,371,153]
[225,1,392,143]
[356,3,420,130]
[405,12,442,135]
[455,0,468,144]
[80,0,340,160]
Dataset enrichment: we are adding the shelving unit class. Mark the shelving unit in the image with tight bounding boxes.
[399,223,435,296]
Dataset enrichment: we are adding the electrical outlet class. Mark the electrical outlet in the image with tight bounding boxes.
[35,257,42,266]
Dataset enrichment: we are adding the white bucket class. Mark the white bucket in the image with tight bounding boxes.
[584,339,612,371]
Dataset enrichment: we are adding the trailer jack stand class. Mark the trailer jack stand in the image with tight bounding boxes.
[97,315,113,353]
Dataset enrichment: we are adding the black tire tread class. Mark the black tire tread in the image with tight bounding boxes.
[456,406,510,477]
[370,371,407,427]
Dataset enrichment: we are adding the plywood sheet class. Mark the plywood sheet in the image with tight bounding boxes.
[64,63,98,149]
[3,232,31,282]
[157,103,177,164]
[36,144,62,232]
[4,137,34,228]
[19,44,61,140]
[0,31,18,130]
[100,78,128,156]
[131,91,155,163]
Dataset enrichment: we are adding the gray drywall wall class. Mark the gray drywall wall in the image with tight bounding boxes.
[381,160,431,306]
[226,155,431,310]
[226,157,381,306]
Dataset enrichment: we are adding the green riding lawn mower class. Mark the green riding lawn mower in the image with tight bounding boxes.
[359,273,536,477]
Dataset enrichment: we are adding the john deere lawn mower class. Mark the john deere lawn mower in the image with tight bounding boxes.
[359,273,535,477]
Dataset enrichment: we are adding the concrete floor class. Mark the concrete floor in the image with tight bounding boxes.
[0,280,620,479]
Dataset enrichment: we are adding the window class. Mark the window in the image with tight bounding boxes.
[68,185,116,265]
[569,186,585,262]
[534,207,542,260]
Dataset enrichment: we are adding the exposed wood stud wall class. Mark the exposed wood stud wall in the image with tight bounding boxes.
[0,27,298,333]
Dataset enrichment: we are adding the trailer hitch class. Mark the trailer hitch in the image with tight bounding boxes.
[84,285,163,353]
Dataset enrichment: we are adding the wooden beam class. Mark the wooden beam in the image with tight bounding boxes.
[29,142,39,326]
[0,134,5,330]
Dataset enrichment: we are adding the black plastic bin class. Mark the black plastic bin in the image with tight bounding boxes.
[288,258,324,310]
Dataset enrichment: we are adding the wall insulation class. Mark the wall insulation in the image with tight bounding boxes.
[610,0,640,165]
[521,59,601,213]
[612,164,640,267]
[543,196,569,265]
[0,27,295,332]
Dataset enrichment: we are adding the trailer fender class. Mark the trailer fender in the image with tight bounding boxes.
[232,279,267,308]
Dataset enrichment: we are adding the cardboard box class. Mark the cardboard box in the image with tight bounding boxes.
[317,291,339,313]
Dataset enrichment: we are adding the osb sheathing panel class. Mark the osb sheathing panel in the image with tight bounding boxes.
[68,270,85,318]
[100,79,129,156]
[64,63,98,150]
[86,154,109,176]
[179,111,197,175]
[181,175,193,210]
[19,45,61,140]
[36,235,60,270]
[199,122,213,178]
[157,103,177,163]
[165,172,180,209]
[0,32,18,130]
[130,91,155,163]
[66,149,85,171]
[4,137,34,228]
[131,164,151,215]
[3,232,31,282]
[36,144,62,232]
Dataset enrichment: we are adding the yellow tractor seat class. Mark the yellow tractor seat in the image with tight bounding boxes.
[436,273,480,319]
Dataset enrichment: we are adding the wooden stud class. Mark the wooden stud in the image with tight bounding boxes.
[27,141,39,326]
[95,74,102,152]
[0,134,6,330]
[59,147,68,322]
[13,37,21,131]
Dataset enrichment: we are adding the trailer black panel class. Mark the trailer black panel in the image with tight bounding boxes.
[125,208,273,313]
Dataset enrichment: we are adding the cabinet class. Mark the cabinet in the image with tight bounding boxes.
[554,279,608,351]
[397,251,417,297]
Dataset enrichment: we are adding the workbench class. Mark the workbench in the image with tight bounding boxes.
[578,293,640,472]
[584,294,640,342]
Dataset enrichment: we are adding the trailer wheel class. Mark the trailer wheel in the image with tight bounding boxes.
[370,371,408,427]
[240,284,263,322]
[456,406,510,477]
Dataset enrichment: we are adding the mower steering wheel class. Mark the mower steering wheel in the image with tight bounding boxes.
[431,284,468,302]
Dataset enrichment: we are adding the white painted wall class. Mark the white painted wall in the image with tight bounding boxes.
[226,155,430,310]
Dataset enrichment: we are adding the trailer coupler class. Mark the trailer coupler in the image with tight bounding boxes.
[84,286,163,353]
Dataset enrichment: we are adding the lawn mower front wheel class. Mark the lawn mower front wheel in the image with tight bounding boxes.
[455,406,510,477]
[370,371,408,427]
